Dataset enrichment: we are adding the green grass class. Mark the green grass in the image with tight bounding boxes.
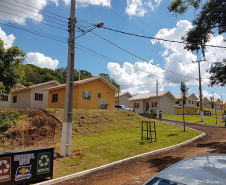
[163,114,225,126]
[52,109,202,178]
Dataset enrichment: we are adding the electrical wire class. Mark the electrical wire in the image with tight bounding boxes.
[0,5,67,30]
[9,0,67,20]
[99,26,226,49]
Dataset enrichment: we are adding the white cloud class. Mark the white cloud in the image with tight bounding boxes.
[0,0,58,25]
[0,27,15,49]
[126,0,162,17]
[107,61,164,95]
[63,0,111,7]
[26,52,59,70]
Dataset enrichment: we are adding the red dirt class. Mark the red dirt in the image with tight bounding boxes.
[56,120,226,185]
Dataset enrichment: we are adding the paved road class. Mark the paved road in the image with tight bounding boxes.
[56,120,226,185]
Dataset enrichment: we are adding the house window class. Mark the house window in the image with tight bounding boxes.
[134,103,139,108]
[98,93,101,99]
[192,101,194,104]
[183,100,186,104]
[52,94,58,103]
[151,102,157,107]
[34,93,43,101]
[83,91,91,100]
[175,100,179,104]
[13,96,17,103]
[188,100,191,104]
[0,95,8,102]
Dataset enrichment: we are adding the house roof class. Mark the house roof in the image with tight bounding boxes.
[115,92,132,98]
[12,81,60,93]
[43,76,119,92]
[174,93,199,100]
[128,91,175,101]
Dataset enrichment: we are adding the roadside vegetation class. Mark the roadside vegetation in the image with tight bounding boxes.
[0,109,201,178]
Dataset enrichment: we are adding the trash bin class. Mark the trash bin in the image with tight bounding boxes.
[0,147,54,185]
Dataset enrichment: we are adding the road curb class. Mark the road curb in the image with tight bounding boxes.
[35,126,205,185]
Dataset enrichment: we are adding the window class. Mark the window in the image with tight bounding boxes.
[188,100,191,104]
[183,100,186,104]
[83,91,91,100]
[13,96,17,103]
[175,100,179,104]
[0,95,8,102]
[34,93,43,101]
[52,94,58,103]
[134,103,139,108]
[151,102,157,107]
[192,100,194,104]
[98,93,101,99]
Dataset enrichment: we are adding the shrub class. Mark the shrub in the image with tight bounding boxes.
[0,109,19,132]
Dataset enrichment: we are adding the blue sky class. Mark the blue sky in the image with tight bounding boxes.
[0,0,226,100]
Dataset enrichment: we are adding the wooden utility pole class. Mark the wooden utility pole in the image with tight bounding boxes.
[193,60,205,122]
[60,0,76,157]
[156,80,159,116]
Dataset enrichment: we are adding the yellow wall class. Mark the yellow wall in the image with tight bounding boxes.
[48,79,115,110]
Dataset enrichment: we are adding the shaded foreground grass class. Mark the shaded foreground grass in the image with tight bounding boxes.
[163,114,225,126]
[48,109,201,178]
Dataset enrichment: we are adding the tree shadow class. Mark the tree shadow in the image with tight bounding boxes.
[148,156,184,172]
[197,142,226,153]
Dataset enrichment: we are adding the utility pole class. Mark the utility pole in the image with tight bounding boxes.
[60,0,76,157]
[193,60,205,122]
[156,80,159,116]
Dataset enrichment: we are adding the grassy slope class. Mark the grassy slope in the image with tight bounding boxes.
[46,109,201,178]
[163,114,225,126]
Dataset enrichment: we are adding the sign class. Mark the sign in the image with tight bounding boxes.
[0,157,11,183]
[37,152,51,175]
[15,166,32,181]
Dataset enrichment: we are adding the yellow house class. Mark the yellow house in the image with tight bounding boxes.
[45,76,119,110]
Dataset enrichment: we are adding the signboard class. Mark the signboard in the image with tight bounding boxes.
[0,147,53,185]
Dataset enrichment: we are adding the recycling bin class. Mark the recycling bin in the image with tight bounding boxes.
[0,147,54,185]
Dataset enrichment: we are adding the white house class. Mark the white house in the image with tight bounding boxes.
[128,91,175,115]
[2,81,60,109]
[174,93,199,107]
[115,92,133,108]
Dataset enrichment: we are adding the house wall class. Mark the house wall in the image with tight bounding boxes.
[11,90,31,109]
[131,100,144,114]
[0,95,11,108]
[159,94,174,115]
[186,96,196,107]
[30,84,57,109]
[48,79,115,110]
[116,94,133,108]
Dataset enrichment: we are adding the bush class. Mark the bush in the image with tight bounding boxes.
[0,109,19,132]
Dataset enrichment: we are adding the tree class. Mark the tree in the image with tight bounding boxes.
[74,70,93,81]
[99,73,120,91]
[0,40,26,94]
[209,59,226,86]
[169,0,226,52]
[181,81,189,132]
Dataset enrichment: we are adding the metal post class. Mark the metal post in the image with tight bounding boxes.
[60,0,76,157]
[156,80,159,116]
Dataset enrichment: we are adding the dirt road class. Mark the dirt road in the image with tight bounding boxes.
[57,120,226,185]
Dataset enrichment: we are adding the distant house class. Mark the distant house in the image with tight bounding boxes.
[0,84,25,108]
[128,91,175,114]
[45,76,119,110]
[10,81,60,109]
[115,92,133,108]
[174,93,198,107]
[196,97,222,110]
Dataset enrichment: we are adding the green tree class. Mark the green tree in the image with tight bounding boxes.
[99,73,120,91]
[0,40,26,94]
[209,59,226,86]
[181,81,189,132]
[74,70,93,81]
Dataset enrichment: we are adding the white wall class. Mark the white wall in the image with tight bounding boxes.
[11,90,31,109]
[0,95,11,108]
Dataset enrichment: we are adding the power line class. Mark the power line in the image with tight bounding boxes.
[9,0,67,21]
[100,26,226,49]
[0,5,67,30]
[0,21,68,44]
[91,30,196,80]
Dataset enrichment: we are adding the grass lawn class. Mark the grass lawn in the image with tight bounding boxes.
[52,110,202,178]
[163,114,226,126]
